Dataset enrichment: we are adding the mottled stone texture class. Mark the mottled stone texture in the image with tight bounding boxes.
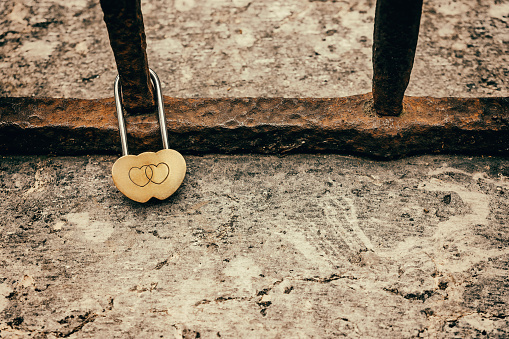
[0,155,508,337]
[1,0,509,337]
[0,0,508,99]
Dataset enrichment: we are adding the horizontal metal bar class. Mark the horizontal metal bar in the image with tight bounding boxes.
[0,94,507,159]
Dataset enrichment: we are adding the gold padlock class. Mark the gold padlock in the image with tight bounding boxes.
[111,69,186,203]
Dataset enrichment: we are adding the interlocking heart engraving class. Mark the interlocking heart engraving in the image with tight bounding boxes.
[111,69,186,202]
[129,162,169,187]
[112,149,186,203]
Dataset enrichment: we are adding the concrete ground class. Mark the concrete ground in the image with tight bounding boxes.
[0,154,509,338]
[1,0,508,99]
[1,0,509,338]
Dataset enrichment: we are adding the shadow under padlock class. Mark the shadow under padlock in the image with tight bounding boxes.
[111,69,186,203]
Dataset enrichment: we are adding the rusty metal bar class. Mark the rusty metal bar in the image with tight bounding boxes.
[100,0,156,115]
[372,0,423,116]
[1,95,508,159]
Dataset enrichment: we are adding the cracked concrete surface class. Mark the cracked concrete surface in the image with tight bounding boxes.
[1,0,509,337]
[0,0,508,99]
[1,155,508,337]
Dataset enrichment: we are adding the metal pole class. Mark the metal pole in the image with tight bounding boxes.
[372,0,423,116]
[100,0,156,115]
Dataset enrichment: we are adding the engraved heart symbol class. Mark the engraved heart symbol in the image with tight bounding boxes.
[128,163,170,187]
[112,149,186,203]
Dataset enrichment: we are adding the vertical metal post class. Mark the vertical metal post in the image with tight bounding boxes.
[372,0,423,116]
[100,0,156,115]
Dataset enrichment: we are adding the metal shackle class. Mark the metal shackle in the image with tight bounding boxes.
[114,68,169,156]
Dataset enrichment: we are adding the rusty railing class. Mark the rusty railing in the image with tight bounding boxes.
[0,0,507,158]
[100,0,425,117]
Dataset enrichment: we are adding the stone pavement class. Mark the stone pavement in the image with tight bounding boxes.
[1,154,508,338]
[1,0,508,99]
[1,0,509,338]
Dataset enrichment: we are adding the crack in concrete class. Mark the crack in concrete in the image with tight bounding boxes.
[53,311,98,338]
[383,287,436,302]
[1,311,98,338]
[302,273,358,283]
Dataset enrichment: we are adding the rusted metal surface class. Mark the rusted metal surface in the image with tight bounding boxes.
[0,94,508,159]
[372,0,423,116]
[100,0,156,115]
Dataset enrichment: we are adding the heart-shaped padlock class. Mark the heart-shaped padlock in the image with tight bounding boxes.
[111,69,186,203]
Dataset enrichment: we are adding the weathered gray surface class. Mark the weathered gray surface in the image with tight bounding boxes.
[0,0,508,99]
[1,154,508,338]
[1,0,509,337]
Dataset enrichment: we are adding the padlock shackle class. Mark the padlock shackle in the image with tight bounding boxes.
[114,68,169,156]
